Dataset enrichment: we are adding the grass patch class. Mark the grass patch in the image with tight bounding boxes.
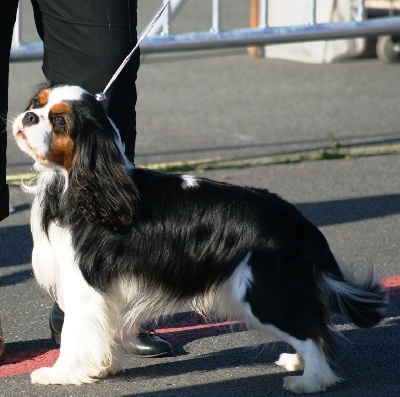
[7,142,400,182]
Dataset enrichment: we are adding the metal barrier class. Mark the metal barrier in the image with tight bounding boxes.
[10,0,400,62]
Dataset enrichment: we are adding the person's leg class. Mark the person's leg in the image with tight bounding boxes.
[0,0,19,222]
[32,0,170,356]
[0,0,19,362]
[31,0,139,162]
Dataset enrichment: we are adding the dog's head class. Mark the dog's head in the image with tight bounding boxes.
[13,83,139,228]
[14,84,86,169]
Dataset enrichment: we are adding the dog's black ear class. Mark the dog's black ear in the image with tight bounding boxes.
[69,97,139,228]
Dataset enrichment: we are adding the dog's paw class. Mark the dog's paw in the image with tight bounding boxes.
[275,353,304,372]
[31,366,89,385]
[31,367,64,385]
[31,367,54,385]
[283,375,327,394]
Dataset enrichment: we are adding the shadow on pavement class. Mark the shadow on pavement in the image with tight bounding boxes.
[296,193,400,227]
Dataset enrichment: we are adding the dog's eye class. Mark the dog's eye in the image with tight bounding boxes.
[31,98,40,108]
[53,116,66,126]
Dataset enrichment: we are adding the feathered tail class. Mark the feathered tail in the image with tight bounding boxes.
[322,268,388,328]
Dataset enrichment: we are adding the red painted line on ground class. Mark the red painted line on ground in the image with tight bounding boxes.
[0,348,59,378]
[156,319,240,335]
[1,275,399,378]
[382,275,400,295]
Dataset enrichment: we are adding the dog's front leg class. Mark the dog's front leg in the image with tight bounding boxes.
[31,268,118,384]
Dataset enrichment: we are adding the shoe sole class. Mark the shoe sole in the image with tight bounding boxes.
[135,351,171,358]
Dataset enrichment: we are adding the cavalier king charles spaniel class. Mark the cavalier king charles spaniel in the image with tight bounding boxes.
[13,83,387,393]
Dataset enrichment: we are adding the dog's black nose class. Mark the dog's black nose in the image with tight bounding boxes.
[22,111,39,127]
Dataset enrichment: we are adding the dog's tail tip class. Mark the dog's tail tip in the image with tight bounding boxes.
[322,269,388,329]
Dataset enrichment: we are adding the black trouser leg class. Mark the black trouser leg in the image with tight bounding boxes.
[0,0,19,222]
[31,0,139,163]
[30,0,140,338]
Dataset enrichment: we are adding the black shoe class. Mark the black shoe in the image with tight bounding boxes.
[49,302,64,347]
[124,330,172,358]
[49,303,171,357]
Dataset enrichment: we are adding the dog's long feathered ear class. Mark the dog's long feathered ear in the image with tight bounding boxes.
[69,97,140,228]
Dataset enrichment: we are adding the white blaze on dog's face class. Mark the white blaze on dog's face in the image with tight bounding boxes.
[13,85,85,169]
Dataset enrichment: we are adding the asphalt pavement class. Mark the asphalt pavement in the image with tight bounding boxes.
[1,1,400,396]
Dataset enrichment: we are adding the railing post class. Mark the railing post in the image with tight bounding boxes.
[259,0,268,28]
[309,0,317,25]
[160,0,171,36]
[248,0,266,58]
[210,0,220,33]
[356,0,366,21]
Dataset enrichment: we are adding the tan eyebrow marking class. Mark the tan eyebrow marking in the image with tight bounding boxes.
[50,102,71,115]
[37,89,50,106]
[27,88,50,110]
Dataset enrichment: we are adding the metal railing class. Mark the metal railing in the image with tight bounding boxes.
[10,0,400,61]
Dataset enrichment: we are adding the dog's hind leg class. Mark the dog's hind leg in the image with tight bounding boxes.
[262,325,340,394]
[281,338,340,393]
[244,311,340,393]
[213,252,340,393]
[240,253,340,393]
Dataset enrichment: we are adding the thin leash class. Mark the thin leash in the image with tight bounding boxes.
[95,0,170,102]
